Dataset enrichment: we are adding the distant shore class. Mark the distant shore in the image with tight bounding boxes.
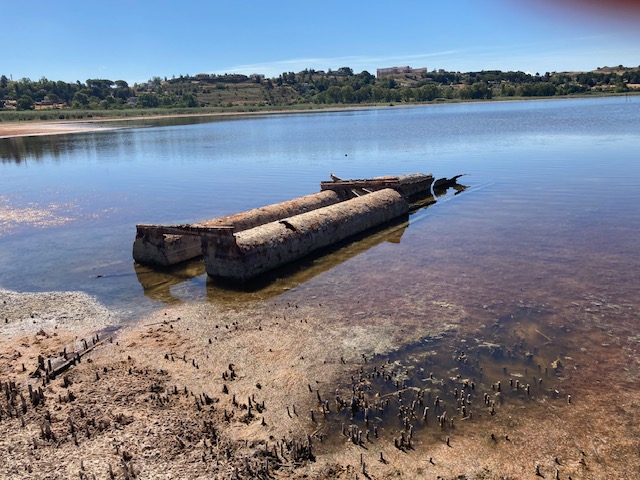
[0,105,373,139]
[1,93,636,140]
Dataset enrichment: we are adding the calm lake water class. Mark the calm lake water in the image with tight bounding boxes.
[1,97,639,323]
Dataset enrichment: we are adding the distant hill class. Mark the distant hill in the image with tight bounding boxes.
[1,66,639,114]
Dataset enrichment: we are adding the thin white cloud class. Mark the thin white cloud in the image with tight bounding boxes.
[214,51,461,77]
[210,38,638,78]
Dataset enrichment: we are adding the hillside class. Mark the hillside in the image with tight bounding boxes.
[1,66,639,117]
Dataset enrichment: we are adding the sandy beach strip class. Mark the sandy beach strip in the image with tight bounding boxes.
[0,121,119,139]
[0,105,386,140]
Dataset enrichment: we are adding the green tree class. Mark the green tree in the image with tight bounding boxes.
[415,84,440,101]
[86,79,115,99]
[138,92,159,108]
[517,82,556,97]
[358,70,375,85]
[101,95,123,109]
[340,85,355,103]
[72,91,90,108]
[182,94,198,107]
[470,82,492,99]
[312,91,328,104]
[371,86,386,102]
[614,82,629,93]
[400,86,412,102]
[326,85,342,103]
[113,80,131,100]
[500,84,516,96]
[45,93,60,104]
[378,77,396,89]
[337,67,354,76]
[355,85,372,102]
[17,95,35,110]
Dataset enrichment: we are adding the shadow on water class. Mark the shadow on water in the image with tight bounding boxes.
[134,215,410,305]
[311,304,567,451]
[206,214,409,298]
[133,183,468,306]
[133,260,207,304]
[0,116,232,163]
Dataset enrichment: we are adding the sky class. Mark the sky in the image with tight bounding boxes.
[2,0,640,84]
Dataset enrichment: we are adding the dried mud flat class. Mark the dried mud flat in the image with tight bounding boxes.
[1,288,639,480]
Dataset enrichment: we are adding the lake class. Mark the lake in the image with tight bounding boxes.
[3,96,640,476]
[1,97,639,325]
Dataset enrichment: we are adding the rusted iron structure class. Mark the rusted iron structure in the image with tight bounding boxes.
[133,173,460,282]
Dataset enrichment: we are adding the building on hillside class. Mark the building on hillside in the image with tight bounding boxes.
[1,100,17,110]
[376,66,428,78]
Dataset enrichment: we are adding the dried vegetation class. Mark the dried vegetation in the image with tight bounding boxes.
[1,289,639,479]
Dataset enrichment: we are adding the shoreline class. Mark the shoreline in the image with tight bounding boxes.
[1,94,634,140]
[0,121,118,139]
[1,285,638,478]
[0,105,377,139]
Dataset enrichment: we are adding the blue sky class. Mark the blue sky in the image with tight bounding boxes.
[3,0,639,84]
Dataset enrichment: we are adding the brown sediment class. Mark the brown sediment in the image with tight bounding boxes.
[0,288,639,479]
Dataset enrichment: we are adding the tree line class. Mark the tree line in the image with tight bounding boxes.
[1,66,638,112]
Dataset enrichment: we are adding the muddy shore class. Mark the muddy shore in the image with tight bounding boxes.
[1,286,638,480]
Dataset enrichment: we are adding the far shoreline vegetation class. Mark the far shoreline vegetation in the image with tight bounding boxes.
[1,65,639,123]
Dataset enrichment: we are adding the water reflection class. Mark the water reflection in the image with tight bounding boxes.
[206,215,409,302]
[133,260,206,304]
[0,114,271,163]
[134,216,410,305]
[0,135,78,163]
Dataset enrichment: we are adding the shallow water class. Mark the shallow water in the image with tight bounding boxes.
[319,307,565,447]
[1,98,639,329]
